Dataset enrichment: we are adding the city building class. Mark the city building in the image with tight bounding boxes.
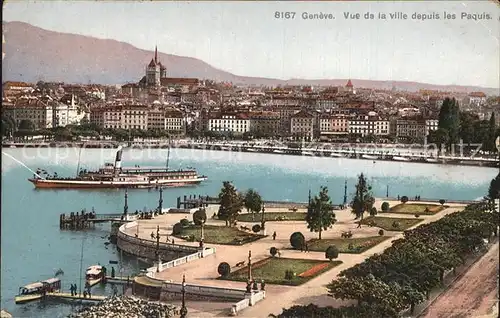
[249,111,280,137]
[319,114,349,138]
[290,109,314,140]
[208,113,250,135]
[348,113,390,137]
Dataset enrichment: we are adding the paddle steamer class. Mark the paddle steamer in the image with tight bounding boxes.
[28,146,207,189]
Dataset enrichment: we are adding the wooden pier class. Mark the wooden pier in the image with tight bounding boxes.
[176,194,218,209]
[46,292,106,302]
[59,211,128,230]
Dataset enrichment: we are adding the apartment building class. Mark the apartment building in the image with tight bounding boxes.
[90,104,148,130]
[348,114,390,137]
[3,96,54,129]
[249,111,280,136]
[278,107,301,136]
[208,113,250,135]
[290,109,314,140]
[319,115,349,137]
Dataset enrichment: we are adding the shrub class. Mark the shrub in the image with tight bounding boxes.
[415,214,420,218]
[187,234,195,242]
[401,196,409,204]
[392,221,400,229]
[290,232,305,250]
[252,224,261,233]
[381,202,390,212]
[179,218,190,227]
[193,209,207,226]
[378,229,384,236]
[370,207,378,216]
[425,207,430,213]
[348,243,354,250]
[325,245,339,261]
[439,199,446,205]
[172,223,182,235]
[270,247,278,257]
[284,269,295,280]
[217,262,231,277]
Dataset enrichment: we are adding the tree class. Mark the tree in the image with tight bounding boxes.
[244,189,263,221]
[18,119,35,131]
[217,262,231,277]
[439,199,446,205]
[438,97,460,148]
[351,174,375,222]
[401,196,409,204]
[290,232,305,250]
[217,181,244,226]
[306,186,337,239]
[325,245,339,261]
[193,208,207,226]
[485,112,497,152]
[270,247,278,257]
[381,202,390,212]
[370,207,378,216]
[488,172,500,200]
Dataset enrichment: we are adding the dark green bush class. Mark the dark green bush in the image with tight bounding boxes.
[290,232,305,250]
[217,262,231,277]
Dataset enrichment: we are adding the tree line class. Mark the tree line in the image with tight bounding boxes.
[428,97,499,152]
[275,202,498,317]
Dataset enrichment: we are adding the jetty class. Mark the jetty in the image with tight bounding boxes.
[59,212,130,230]
[46,292,106,302]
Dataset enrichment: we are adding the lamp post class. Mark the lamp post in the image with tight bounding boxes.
[158,187,163,213]
[246,250,252,293]
[156,225,161,272]
[260,204,266,234]
[123,189,128,218]
[180,274,188,318]
[343,179,347,207]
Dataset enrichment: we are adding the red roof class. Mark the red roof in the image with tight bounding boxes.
[346,80,353,87]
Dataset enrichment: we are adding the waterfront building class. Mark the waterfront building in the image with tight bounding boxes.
[278,107,301,136]
[208,113,250,135]
[90,104,148,130]
[348,113,390,137]
[3,96,54,129]
[319,114,349,139]
[290,109,314,140]
[249,111,280,137]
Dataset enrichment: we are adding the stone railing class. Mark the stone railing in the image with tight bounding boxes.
[231,291,266,316]
[145,247,216,278]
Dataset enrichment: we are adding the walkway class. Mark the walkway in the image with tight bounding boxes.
[420,242,499,318]
[123,200,467,317]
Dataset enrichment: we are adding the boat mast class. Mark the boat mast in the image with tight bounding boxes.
[166,138,171,170]
[78,235,85,296]
[76,142,85,177]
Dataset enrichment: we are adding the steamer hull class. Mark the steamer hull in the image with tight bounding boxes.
[28,177,206,189]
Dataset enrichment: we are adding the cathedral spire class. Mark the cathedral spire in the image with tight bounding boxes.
[154,45,158,64]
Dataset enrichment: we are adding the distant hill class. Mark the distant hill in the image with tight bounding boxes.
[2,21,498,94]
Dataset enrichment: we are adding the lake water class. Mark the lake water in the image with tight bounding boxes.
[1,147,496,317]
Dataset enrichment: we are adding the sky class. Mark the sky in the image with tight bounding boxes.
[3,0,500,88]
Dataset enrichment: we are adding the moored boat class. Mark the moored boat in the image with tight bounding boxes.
[85,265,103,287]
[392,156,410,162]
[28,146,207,189]
[425,158,439,163]
[273,149,285,154]
[301,151,314,156]
[15,278,61,304]
[330,152,344,157]
[362,154,379,160]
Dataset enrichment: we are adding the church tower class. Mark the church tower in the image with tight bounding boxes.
[145,46,161,87]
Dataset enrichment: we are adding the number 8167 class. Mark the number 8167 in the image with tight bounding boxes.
[275,12,296,19]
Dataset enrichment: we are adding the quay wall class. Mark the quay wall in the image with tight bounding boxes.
[116,221,198,261]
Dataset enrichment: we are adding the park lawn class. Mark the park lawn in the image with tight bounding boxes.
[221,257,342,286]
[236,212,307,222]
[173,225,265,245]
[389,203,448,215]
[307,236,391,254]
[358,216,423,231]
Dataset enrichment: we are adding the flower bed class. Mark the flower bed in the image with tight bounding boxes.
[298,263,329,277]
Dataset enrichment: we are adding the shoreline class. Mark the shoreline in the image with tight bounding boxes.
[3,141,498,169]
